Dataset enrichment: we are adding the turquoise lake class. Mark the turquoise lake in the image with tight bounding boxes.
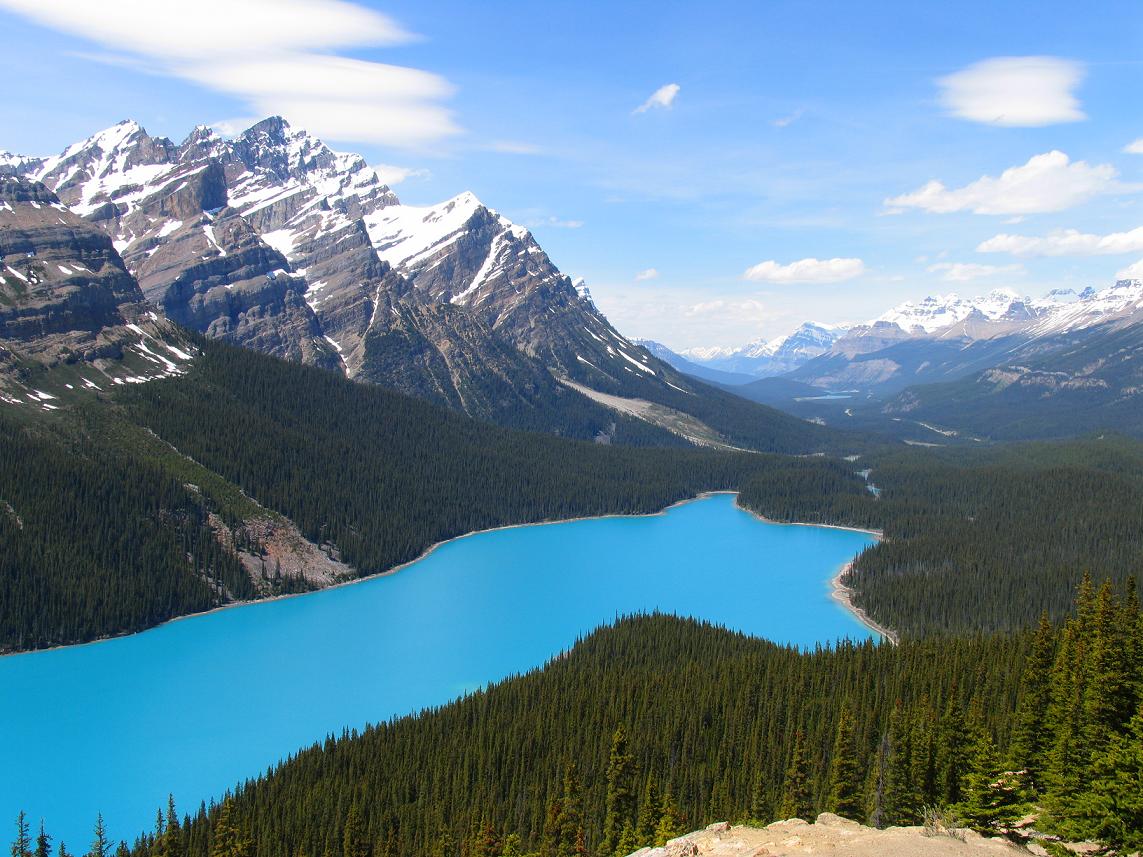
[0,493,877,847]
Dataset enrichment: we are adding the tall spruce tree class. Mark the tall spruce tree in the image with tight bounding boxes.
[827,706,863,821]
[1010,613,1056,789]
[778,732,813,821]
[12,813,33,857]
[88,815,110,857]
[601,724,636,857]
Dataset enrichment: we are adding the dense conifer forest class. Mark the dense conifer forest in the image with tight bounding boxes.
[738,438,1143,636]
[15,580,1141,857]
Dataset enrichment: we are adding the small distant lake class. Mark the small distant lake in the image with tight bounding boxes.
[0,493,876,847]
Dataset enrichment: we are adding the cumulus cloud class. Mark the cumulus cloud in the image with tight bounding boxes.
[684,298,767,319]
[742,257,864,283]
[634,268,660,281]
[938,56,1085,126]
[1125,139,1143,155]
[634,83,680,114]
[372,163,430,185]
[1117,258,1143,279]
[0,0,459,149]
[884,151,1119,215]
[977,226,1143,257]
[926,262,1025,282]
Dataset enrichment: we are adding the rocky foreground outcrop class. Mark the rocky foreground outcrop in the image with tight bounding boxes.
[630,816,1030,857]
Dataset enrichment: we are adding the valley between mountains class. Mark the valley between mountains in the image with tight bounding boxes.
[2,113,1143,857]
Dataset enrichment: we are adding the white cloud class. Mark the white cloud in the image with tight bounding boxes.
[634,268,660,281]
[977,226,1143,257]
[742,257,864,283]
[884,151,1120,215]
[1117,258,1143,279]
[371,163,430,185]
[772,108,805,128]
[1125,138,1143,155]
[0,0,459,149]
[926,262,1025,282]
[684,298,767,319]
[487,141,542,155]
[938,56,1085,127]
[634,83,680,114]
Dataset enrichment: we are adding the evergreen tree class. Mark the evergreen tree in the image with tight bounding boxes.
[88,815,110,857]
[342,806,370,857]
[469,819,498,857]
[614,824,637,857]
[777,732,813,821]
[936,693,970,805]
[827,706,863,820]
[1064,705,1143,851]
[1009,613,1056,788]
[954,732,1031,835]
[601,724,635,856]
[635,779,661,845]
[209,801,250,857]
[1083,582,1137,756]
[881,705,922,826]
[34,822,51,857]
[160,798,182,857]
[651,792,682,847]
[546,764,585,857]
[12,813,32,857]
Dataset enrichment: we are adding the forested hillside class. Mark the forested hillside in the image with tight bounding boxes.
[1,336,872,652]
[22,580,1138,857]
[738,438,1143,637]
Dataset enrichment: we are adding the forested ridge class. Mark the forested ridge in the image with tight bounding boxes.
[16,580,1142,857]
[738,437,1143,637]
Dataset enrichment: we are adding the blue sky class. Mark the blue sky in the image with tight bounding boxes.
[1,0,1142,349]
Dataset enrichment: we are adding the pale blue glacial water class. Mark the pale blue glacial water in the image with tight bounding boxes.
[0,493,876,847]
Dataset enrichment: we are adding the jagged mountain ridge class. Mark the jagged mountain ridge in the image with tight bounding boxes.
[678,282,1143,393]
[679,322,848,378]
[2,118,840,452]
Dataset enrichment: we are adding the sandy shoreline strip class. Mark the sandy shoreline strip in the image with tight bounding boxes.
[5,490,897,657]
[830,562,898,644]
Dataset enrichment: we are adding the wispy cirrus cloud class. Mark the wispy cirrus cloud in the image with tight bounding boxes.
[1125,138,1143,155]
[0,0,460,149]
[977,226,1143,257]
[634,268,660,281]
[772,108,805,128]
[885,151,1121,215]
[938,56,1085,127]
[634,83,680,114]
[926,262,1025,282]
[743,257,864,283]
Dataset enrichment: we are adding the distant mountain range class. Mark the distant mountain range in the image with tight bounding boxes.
[654,282,1143,441]
[0,117,843,454]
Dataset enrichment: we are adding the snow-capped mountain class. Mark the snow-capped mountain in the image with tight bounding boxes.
[680,322,849,377]
[4,117,706,432]
[680,281,1143,391]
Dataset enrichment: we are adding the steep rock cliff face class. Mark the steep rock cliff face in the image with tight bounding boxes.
[10,120,699,407]
[0,177,194,406]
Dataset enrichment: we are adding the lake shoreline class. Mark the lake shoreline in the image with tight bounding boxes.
[4,490,889,658]
[733,502,893,643]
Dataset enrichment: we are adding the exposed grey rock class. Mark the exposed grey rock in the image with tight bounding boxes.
[0,177,195,406]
